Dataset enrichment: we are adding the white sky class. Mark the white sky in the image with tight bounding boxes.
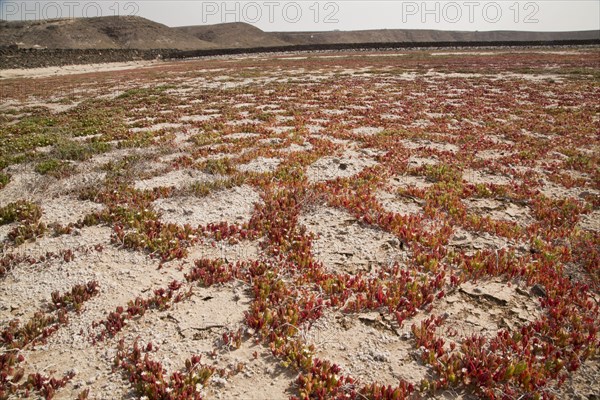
[1,1,599,32]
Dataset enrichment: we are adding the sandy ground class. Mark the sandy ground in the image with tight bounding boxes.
[0,49,598,399]
[0,59,161,79]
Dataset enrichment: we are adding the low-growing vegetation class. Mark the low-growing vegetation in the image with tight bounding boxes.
[0,47,598,399]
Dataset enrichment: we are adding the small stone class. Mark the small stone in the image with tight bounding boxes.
[210,376,227,387]
[531,284,547,298]
[359,312,381,325]
[387,238,400,248]
[371,351,389,362]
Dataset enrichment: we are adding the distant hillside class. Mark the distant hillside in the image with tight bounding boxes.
[273,29,600,45]
[0,15,597,51]
[0,16,215,50]
[176,22,289,48]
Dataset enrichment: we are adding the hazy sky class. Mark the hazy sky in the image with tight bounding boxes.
[1,1,599,32]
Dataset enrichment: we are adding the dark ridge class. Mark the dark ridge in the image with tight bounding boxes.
[169,39,600,59]
[2,40,599,70]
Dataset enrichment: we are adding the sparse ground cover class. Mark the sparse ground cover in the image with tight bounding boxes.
[0,47,598,399]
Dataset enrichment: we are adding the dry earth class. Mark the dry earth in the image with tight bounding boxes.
[0,48,598,399]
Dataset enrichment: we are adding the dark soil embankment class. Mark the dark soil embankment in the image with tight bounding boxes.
[0,46,172,69]
[2,39,600,70]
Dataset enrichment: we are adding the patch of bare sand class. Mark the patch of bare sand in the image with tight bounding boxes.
[538,178,599,201]
[10,237,185,399]
[279,142,314,153]
[0,165,53,207]
[463,169,513,186]
[309,134,352,146]
[351,126,384,136]
[85,147,155,168]
[0,223,16,243]
[16,99,81,114]
[0,60,161,80]
[267,126,295,135]
[206,340,298,399]
[400,279,542,353]
[321,108,348,117]
[500,72,564,83]
[258,137,283,146]
[488,135,516,146]
[222,132,261,140]
[153,185,260,227]
[300,206,406,274]
[553,359,600,400]
[236,157,281,174]
[47,170,107,197]
[40,195,104,226]
[306,149,377,183]
[0,150,108,202]
[303,310,429,387]
[121,283,250,374]
[305,124,324,134]
[376,190,424,217]
[158,151,192,164]
[185,239,264,265]
[578,210,600,232]
[381,113,402,120]
[1,226,181,326]
[431,51,498,56]
[10,225,112,260]
[410,119,433,128]
[389,175,433,190]
[401,139,459,154]
[134,168,214,191]
[463,198,533,226]
[455,281,542,331]
[130,122,182,133]
[180,114,221,123]
[21,286,188,399]
[407,156,439,168]
[24,347,132,400]
[448,227,514,256]
[476,149,514,160]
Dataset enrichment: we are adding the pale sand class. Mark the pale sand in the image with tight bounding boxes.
[0,59,162,79]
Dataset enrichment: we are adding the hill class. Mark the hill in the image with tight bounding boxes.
[0,16,215,50]
[0,15,597,51]
[176,22,289,48]
[272,29,600,45]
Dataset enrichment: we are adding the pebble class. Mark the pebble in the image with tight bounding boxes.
[531,283,547,298]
